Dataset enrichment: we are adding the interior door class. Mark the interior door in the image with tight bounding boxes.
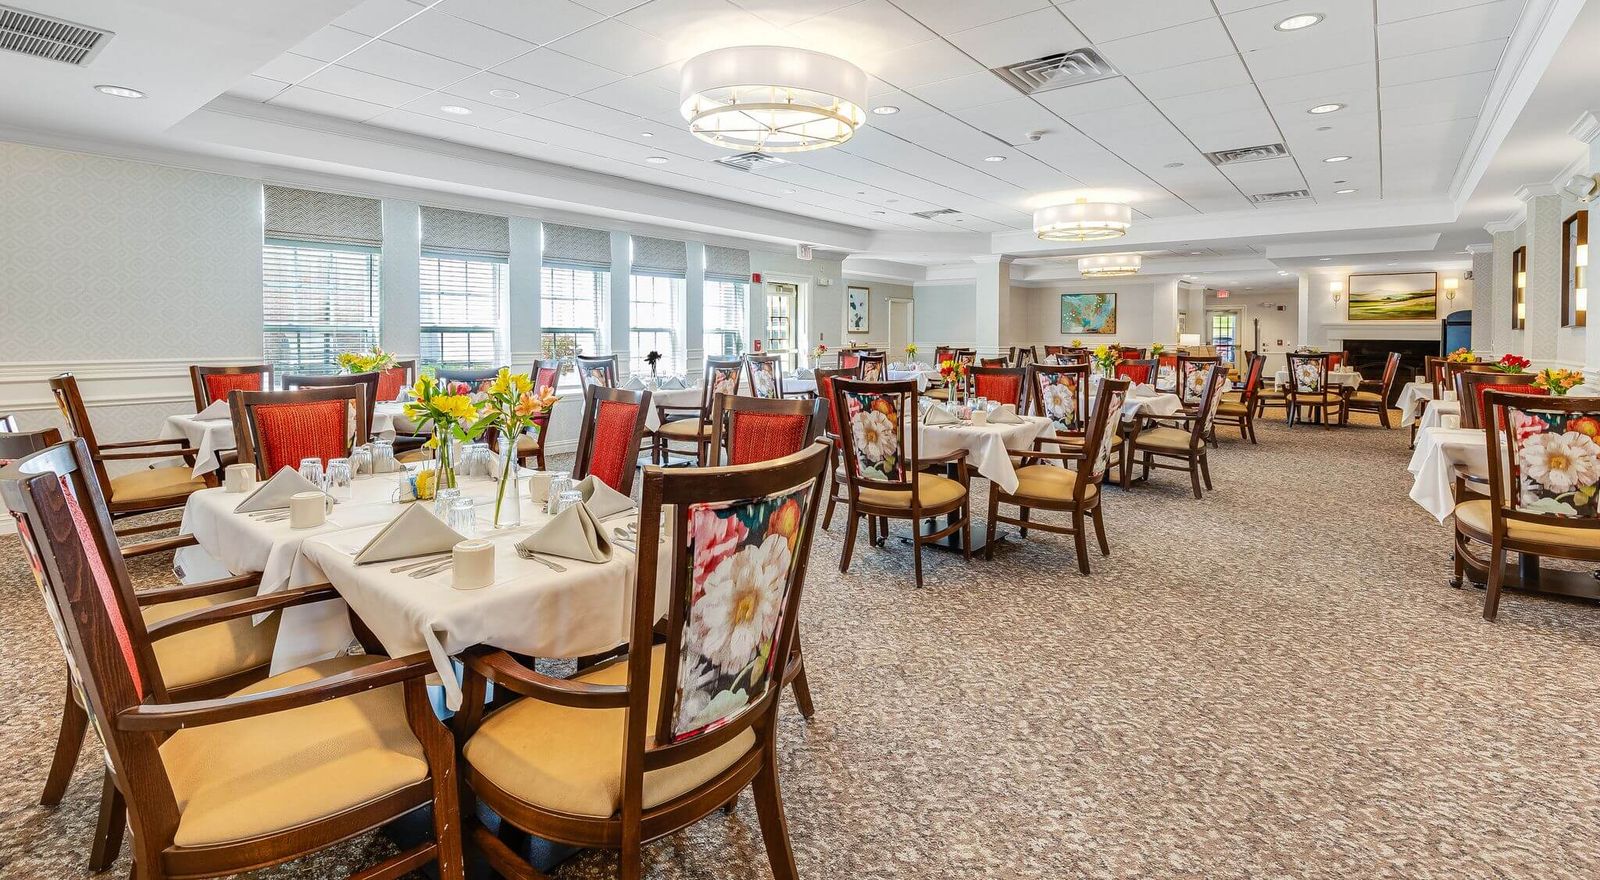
[887,298,912,359]
[765,282,798,370]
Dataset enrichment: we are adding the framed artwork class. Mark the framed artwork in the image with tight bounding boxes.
[847,285,870,333]
[1059,293,1118,335]
[1347,272,1438,321]
[1562,210,1586,327]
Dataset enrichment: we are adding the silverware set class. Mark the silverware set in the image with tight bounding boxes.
[386,553,451,573]
[248,509,291,523]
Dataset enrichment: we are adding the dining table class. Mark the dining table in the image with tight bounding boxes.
[1272,368,1365,389]
[1396,380,1437,427]
[1416,397,1462,430]
[161,400,407,477]
[918,411,1054,495]
[1406,425,1485,522]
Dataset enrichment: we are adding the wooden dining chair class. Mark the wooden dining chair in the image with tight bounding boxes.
[1127,365,1228,498]
[971,365,1025,408]
[1043,345,1067,358]
[454,443,827,880]
[838,348,864,371]
[1114,358,1156,386]
[228,385,369,479]
[1,439,464,880]
[813,365,862,529]
[1176,355,1220,408]
[48,373,210,535]
[1454,370,1547,429]
[1214,353,1266,443]
[858,351,888,381]
[1454,392,1600,620]
[988,378,1128,573]
[979,356,1008,367]
[1283,352,1343,429]
[573,385,652,496]
[283,371,381,441]
[744,353,786,399]
[1118,346,1146,360]
[1024,361,1093,443]
[1326,350,1349,371]
[933,345,957,365]
[436,366,504,395]
[831,378,971,587]
[655,357,741,465]
[376,359,416,402]
[1154,352,1179,391]
[1344,352,1404,428]
[576,355,619,393]
[1008,346,1037,368]
[188,365,272,410]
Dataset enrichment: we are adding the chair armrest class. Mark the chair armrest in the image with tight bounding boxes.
[98,448,200,462]
[144,584,338,640]
[135,572,263,607]
[117,651,435,731]
[99,437,190,450]
[464,650,629,709]
[918,449,968,468]
[121,534,198,559]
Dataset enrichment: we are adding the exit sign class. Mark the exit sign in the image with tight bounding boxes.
[1216,289,1230,298]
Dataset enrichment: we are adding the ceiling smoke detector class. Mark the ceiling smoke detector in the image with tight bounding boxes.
[0,4,112,65]
[1205,143,1291,165]
[990,48,1120,95]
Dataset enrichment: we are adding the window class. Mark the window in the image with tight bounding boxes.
[419,253,507,370]
[540,262,608,374]
[766,282,798,369]
[262,241,381,378]
[1209,311,1238,366]
[629,273,684,373]
[704,278,748,358]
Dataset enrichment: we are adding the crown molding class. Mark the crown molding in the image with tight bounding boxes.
[1465,243,1495,254]
[1514,183,1559,201]
[1570,110,1600,144]
[1485,216,1523,233]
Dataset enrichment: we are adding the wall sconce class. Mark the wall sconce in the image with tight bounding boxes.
[1442,277,1458,302]
[1577,244,1588,317]
[1329,280,1344,304]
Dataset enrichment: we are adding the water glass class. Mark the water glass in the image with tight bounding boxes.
[433,487,462,518]
[974,396,989,412]
[546,475,573,514]
[448,497,478,539]
[325,458,354,502]
[298,457,324,488]
[349,444,372,476]
[555,489,583,515]
[370,439,395,474]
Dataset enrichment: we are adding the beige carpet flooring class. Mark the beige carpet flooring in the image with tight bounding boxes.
[3,412,1600,879]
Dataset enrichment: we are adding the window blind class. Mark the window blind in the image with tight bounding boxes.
[263,185,382,246]
[705,244,751,281]
[629,274,683,372]
[540,264,607,383]
[631,235,687,277]
[262,242,381,378]
[420,206,510,258]
[704,278,747,358]
[420,254,507,369]
[542,222,611,269]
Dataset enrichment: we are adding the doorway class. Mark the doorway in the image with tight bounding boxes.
[1207,309,1241,368]
[765,282,799,370]
[887,298,913,359]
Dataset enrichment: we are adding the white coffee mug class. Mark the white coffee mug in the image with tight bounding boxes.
[527,471,554,506]
[452,539,496,591]
[224,463,256,494]
[970,410,989,426]
[289,491,329,529]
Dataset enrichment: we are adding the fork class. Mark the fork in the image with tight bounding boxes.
[519,552,567,572]
[408,560,453,578]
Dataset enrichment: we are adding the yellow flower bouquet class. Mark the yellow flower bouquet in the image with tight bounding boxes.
[481,368,560,527]
[1091,344,1117,377]
[402,375,490,496]
[1533,367,1584,396]
[1446,347,1476,364]
[336,345,397,374]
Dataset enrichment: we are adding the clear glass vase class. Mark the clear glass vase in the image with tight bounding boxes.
[434,435,457,493]
[492,442,522,529]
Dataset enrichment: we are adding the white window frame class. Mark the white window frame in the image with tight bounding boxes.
[703,276,748,359]
[262,238,381,381]
[540,261,609,388]
[629,271,685,374]
[419,250,508,371]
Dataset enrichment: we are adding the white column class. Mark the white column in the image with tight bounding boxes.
[1295,273,1311,346]
[1150,279,1180,344]
[1572,111,1600,374]
[507,216,541,367]
[1521,186,1562,361]
[685,242,705,376]
[1467,243,1494,350]
[380,199,420,359]
[973,255,1012,358]
[1487,226,1519,355]
[608,231,631,374]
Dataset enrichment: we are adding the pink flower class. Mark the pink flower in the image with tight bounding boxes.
[691,508,747,588]
[1511,410,1548,444]
[452,381,471,396]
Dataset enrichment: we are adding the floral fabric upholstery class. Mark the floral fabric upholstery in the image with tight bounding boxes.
[748,360,780,399]
[1198,369,1227,432]
[673,481,814,740]
[1115,363,1152,385]
[975,373,1022,406]
[588,400,639,491]
[1289,358,1323,393]
[253,400,350,474]
[860,358,886,382]
[1088,389,1127,481]
[726,412,811,466]
[1035,370,1084,433]
[841,390,904,482]
[375,367,408,402]
[709,365,740,398]
[1180,361,1212,404]
[202,372,266,407]
[1504,406,1600,518]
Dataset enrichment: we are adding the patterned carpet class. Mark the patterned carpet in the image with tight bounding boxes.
[4,413,1600,879]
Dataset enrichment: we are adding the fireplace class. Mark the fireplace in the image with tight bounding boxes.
[1339,338,1440,404]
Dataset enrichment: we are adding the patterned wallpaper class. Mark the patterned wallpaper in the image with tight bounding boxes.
[0,141,263,361]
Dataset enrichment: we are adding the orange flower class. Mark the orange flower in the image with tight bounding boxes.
[1571,416,1600,439]
[768,498,802,551]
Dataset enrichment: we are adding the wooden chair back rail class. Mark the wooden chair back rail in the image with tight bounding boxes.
[969,365,1026,407]
[706,393,825,466]
[282,372,381,440]
[575,355,619,392]
[1454,370,1543,429]
[573,385,651,496]
[229,385,369,479]
[0,424,62,460]
[743,354,786,399]
[188,365,273,410]
[49,373,211,513]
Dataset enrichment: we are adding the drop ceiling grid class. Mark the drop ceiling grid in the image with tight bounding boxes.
[227,0,1526,232]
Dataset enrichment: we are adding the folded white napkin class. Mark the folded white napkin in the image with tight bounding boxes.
[1133,383,1157,396]
[575,474,635,520]
[194,399,231,421]
[622,375,646,390]
[517,502,613,563]
[989,404,1023,424]
[234,466,321,513]
[354,504,467,565]
[793,367,814,379]
[923,404,958,425]
[660,376,687,389]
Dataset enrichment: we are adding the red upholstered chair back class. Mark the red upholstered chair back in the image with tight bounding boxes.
[812,367,859,440]
[971,366,1024,407]
[376,361,415,401]
[709,394,824,466]
[231,387,364,479]
[189,364,273,410]
[1115,359,1155,386]
[574,386,651,496]
[1118,347,1145,360]
[1456,371,1548,430]
[838,350,860,370]
[934,346,956,365]
[1327,351,1347,371]
[530,360,562,394]
[979,357,1007,368]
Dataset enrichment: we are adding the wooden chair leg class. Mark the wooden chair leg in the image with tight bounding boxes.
[911,522,924,588]
[1199,454,1213,490]
[1090,505,1109,556]
[41,682,86,806]
[1483,539,1506,621]
[961,504,972,562]
[840,510,860,573]
[620,838,644,880]
[89,769,125,873]
[752,746,800,880]
[1071,510,1090,575]
[1018,506,1030,539]
[788,653,815,718]
[1188,454,1203,499]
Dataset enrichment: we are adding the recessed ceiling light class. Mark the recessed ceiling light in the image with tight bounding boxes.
[1163,162,1184,168]
[440,105,472,115]
[1307,103,1344,114]
[871,210,886,215]
[1316,125,1333,132]
[1335,188,1356,194]
[983,155,1006,163]
[1190,251,1202,255]
[645,156,669,164]
[782,189,796,194]
[94,84,145,99]
[1319,257,1332,261]
[640,132,653,138]
[1275,13,1324,31]
[1323,155,1351,163]
[1278,271,1290,276]
[872,105,899,115]
[488,88,520,100]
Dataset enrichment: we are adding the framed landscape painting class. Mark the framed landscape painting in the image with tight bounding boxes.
[847,285,870,333]
[1347,272,1437,321]
[1060,293,1117,335]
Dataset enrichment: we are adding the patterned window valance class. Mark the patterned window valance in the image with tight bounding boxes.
[264,185,382,246]
[421,205,509,258]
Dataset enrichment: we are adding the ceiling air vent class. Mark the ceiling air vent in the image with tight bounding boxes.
[714,152,787,172]
[0,5,112,66]
[991,48,1119,96]
[1205,143,1291,165]
[911,208,960,220]
[1250,190,1311,204]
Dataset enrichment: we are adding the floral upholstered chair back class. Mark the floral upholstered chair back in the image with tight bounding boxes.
[704,358,743,406]
[744,356,782,399]
[575,356,617,394]
[1085,380,1129,483]
[834,382,911,485]
[1178,356,1218,405]
[858,353,887,382]
[1197,366,1229,434]
[647,445,828,744]
[1026,363,1090,435]
[1287,353,1326,394]
[1484,393,1600,523]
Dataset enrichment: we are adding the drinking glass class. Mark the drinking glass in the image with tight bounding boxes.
[555,489,583,515]
[974,396,989,412]
[325,458,354,502]
[370,439,395,474]
[448,497,478,539]
[433,487,462,518]
[546,475,572,514]
[298,457,324,488]
[349,444,372,476]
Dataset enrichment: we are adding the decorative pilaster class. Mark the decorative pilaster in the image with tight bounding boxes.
[1486,226,1519,354]
[608,231,631,372]
[1466,243,1494,352]
[507,216,541,363]
[1521,186,1562,360]
[972,255,1012,359]
[380,200,420,359]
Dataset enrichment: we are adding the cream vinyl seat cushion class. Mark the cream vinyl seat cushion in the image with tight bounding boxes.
[1135,426,1195,453]
[110,466,207,504]
[1009,465,1098,502]
[1348,390,1384,403]
[1217,401,1250,417]
[464,645,754,819]
[144,588,279,690]
[1454,499,1600,551]
[853,472,966,509]
[655,418,712,440]
[160,656,427,848]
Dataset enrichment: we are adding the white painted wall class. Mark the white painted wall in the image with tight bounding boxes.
[910,283,976,352]
[1203,291,1300,373]
[840,277,913,354]
[1015,281,1159,349]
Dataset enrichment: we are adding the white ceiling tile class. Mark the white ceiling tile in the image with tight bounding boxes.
[952,98,1062,145]
[384,9,536,67]
[303,64,431,107]
[889,0,1052,35]
[269,87,390,122]
[399,93,520,126]
[341,40,479,89]
[943,8,1087,68]
[333,0,429,36]
[1096,18,1237,76]
[254,52,326,84]
[1381,69,1493,112]
[867,39,984,89]
[1029,77,1147,116]
[909,72,1023,111]
[1223,0,1374,51]
[529,97,645,133]
[1377,0,1520,58]
[367,108,483,139]
[783,0,939,62]
[571,0,644,14]
[581,77,682,117]
[226,76,290,102]
[1378,38,1506,86]
[290,26,372,63]
[1377,0,1508,25]
[1255,61,1375,105]
[1239,35,1374,82]
[493,49,625,94]
[1058,0,1216,43]
[548,21,677,75]
[444,71,566,111]
[732,0,856,28]
[1126,54,1253,100]
[442,0,603,44]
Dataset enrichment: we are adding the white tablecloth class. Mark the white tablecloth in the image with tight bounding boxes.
[295,497,669,709]
[1407,426,1486,522]
[918,414,1054,494]
[1272,369,1364,389]
[1122,386,1183,421]
[644,385,708,431]
[786,368,930,395]
[1397,381,1436,427]
[1418,398,1461,430]
[162,402,405,477]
